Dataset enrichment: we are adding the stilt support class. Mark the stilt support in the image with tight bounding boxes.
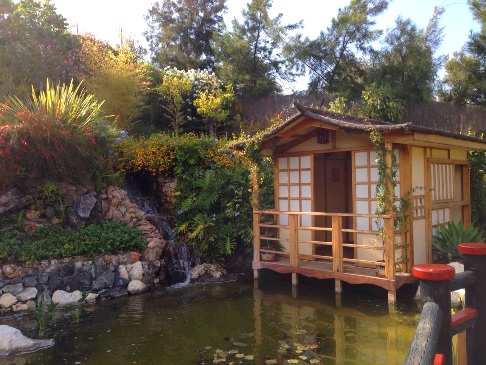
[253,269,259,280]
[388,290,396,303]
[292,273,298,286]
[335,279,342,294]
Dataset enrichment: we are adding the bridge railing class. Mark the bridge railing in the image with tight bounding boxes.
[404,243,486,365]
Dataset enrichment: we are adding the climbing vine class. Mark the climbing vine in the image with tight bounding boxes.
[368,126,412,268]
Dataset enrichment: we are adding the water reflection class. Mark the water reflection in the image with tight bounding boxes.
[0,280,419,365]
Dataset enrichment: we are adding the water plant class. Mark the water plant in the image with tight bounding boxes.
[28,295,47,335]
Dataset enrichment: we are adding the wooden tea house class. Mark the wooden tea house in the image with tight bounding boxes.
[251,103,486,302]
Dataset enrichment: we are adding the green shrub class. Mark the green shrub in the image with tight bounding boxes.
[0,221,146,264]
[432,220,485,261]
[0,80,120,192]
[114,133,255,263]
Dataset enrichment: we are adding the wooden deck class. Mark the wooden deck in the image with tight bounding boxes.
[253,257,417,292]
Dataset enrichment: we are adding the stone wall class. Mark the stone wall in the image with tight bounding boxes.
[0,183,226,314]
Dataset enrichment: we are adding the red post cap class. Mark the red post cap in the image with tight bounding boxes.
[412,264,455,281]
[458,242,486,256]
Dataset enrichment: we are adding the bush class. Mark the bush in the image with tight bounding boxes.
[0,221,146,264]
[432,220,485,261]
[114,133,255,263]
[0,80,120,193]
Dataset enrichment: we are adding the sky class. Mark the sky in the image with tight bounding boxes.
[49,0,479,91]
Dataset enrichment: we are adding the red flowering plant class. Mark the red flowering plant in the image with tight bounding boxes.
[0,80,118,193]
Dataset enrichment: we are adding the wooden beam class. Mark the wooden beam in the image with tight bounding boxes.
[276,119,337,138]
[274,130,319,154]
[413,132,486,151]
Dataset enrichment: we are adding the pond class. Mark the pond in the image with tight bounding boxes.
[0,274,420,365]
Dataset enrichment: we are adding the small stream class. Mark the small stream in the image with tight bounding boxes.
[0,275,420,365]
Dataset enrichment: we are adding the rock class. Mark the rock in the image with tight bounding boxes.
[144,242,164,262]
[448,262,464,274]
[118,265,130,281]
[191,264,227,281]
[129,261,144,281]
[85,293,99,304]
[0,325,54,357]
[23,276,38,287]
[2,264,23,280]
[38,273,49,284]
[0,293,17,308]
[52,290,83,306]
[92,268,115,291]
[76,268,92,290]
[44,206,56,218]
[103,286,128,299]
[63,274,81,292]
[77,193,97,218]
[48,278,64,293]
[127,280,148,294]
[60,265,75,277]
[0,188,33,214]
[12,303,29,312]
[128,252,140,263]
[17,287,38,302]
[2,283,24,296]
[66,207,85,228]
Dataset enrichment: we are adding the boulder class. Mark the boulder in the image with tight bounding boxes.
[52,290,83,306]
[129,262,144,281]
[84,293,99,304]
[0,293,17,309]
[127,280,148,294]
[17,287,38,302]
[0,325,54,357]
[92,268,115,291]
[191,263,227,281]
[0,188,33,214]
[118,265,130,281]
[2,264,23,280]
[1,283,24,296]
[77,193,97,218]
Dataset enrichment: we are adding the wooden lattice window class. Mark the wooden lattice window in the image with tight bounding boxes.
[277,155,312,226]
[431,163,454,202]
[354,149,400,231]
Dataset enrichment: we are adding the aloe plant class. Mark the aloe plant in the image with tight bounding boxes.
[432,220,485,261]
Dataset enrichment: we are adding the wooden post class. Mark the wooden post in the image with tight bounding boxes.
[384,142,396,280]
[461,165,471,226]
[289,214,298,267]
[458,243,486,365]
[332,215,343,273]
[412,264,455,365]
[253,210,261,280]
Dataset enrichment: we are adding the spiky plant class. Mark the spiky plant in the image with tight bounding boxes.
[1,79,106,127]
[432,220,485,261]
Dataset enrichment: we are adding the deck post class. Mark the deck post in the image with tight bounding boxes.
[387,290,396,303]
[289,214,298,267]
[253,210,261,280]
[458,243,486,365]
[412,264,455,365]
[335,279,342,294]
[332,216,343,273]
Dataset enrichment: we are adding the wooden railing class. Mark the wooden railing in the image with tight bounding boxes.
[253,209,410,279]
[404,243,486,365]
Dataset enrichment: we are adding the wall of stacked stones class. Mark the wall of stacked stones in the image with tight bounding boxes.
[0,183,226,313]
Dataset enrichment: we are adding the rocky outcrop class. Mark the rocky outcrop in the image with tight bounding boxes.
[0,325,54,357]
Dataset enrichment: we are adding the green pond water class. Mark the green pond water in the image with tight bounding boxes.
[0,275,420,365]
